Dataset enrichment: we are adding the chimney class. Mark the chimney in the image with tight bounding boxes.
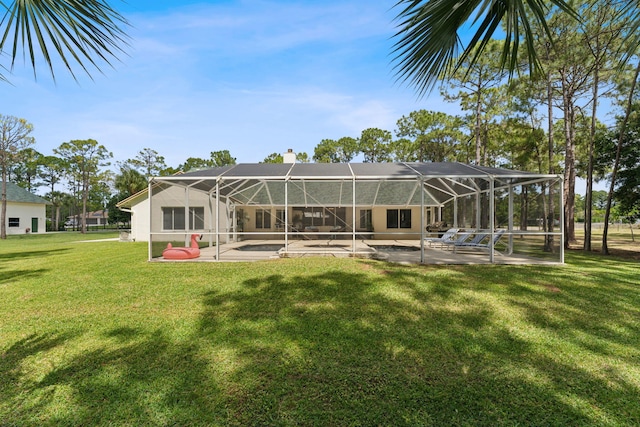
[283,148,296,164]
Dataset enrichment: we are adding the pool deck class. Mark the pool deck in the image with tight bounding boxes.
[153,238,560,265]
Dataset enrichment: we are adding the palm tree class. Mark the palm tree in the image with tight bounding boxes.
[115,166,146,197]
[391,0,582,95]
[0,0,129,82]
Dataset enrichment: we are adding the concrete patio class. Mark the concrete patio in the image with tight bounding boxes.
[152,238,560,265]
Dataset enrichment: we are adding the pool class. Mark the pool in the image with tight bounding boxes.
[236,244,284,252]
[367,245,420,252]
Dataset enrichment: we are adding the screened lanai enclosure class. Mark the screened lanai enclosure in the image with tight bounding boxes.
[148,162,564,264]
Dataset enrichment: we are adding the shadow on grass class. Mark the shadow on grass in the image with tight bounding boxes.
[196,266,640,425]
[1,329,225,426]
[36,329,223,425]
[0,248,70,261]
[1,261,638,425]
[0,268,49,285]
[499,262,640,370]
[0,249,69,285]
[0,333,77,422]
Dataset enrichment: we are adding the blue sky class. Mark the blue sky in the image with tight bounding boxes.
[2,0,462,168]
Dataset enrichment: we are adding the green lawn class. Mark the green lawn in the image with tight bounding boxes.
[1,233,639,426]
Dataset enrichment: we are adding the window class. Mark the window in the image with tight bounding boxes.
[275,209,286,229]
[164,208,184,230]
[8,218,19,227]
[255,209,271,229]
[191,207,205,229]
[299,207,346,227]
[162,207,204,230]
[400,209,412,228]
[325,207,346,227]
[386,209,411,229]
[359,209,372,230]
[237,208,245,229]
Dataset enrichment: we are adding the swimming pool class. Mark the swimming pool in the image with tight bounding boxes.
[235,244,284,252]
[367,245,420,252]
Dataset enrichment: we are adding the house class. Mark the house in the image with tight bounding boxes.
[129,155,565,264]
[66,210,109,227]
[3,182,48,234]
[116,183,228,243]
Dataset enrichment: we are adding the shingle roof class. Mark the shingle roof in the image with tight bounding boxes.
[4,182,49,204]
[151,162,560,207]
[177,161,545,180]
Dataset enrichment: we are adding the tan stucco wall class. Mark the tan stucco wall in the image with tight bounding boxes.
[238,206,427,240]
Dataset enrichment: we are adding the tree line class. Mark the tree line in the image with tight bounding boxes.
[1,0,639,251]
[2,92,638,242]
[0,124,245,236]
[284,1,640,254]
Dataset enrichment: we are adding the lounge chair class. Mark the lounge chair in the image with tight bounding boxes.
[453,229,506,253]
[424,228,458,247]
[440,231,474,251]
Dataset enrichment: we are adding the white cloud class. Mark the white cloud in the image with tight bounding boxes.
[3,0,450,168]
[127,1,393,55]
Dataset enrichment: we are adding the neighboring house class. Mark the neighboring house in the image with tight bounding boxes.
[66,210,109,227]
[3,182,48,235]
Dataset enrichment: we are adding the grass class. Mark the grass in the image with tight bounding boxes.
[1,232,639,426]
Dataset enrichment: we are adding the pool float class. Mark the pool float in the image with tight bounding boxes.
[162,234,202,259]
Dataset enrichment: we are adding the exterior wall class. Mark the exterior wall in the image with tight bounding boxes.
[132,187,227,242]
[150,188,216,237]
[238,205,427,240]
[129,197,150,242]
[370,206,424,239]
[5,202,46,235]
[86,217,108,225]
[239,206,356,236]
[66,212,109,227]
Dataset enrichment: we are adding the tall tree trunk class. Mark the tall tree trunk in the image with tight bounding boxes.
[521,186,528,231]
[475,90,482,165]
[585,69,599,251]
[55,205,61,231]
[585,23,607,252]
[561,70,577,249]
[603,60,640,254]
[50,183,55,231]
[482,122,489,166]
[545,48,555,252]
[1,169,7,239]
[81,172,88,234]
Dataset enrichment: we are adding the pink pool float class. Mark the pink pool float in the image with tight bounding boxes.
[162,234,202,259]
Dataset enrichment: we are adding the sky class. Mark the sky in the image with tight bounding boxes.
[0,0,610,195]
[2,0,460,169]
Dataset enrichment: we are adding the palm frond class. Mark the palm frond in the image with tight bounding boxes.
[392,0,578,96]
[0,0,129,82]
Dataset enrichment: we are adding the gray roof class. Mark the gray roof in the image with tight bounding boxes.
[4,182,49,204]
[151,162,560,207]
[177,161,545,179]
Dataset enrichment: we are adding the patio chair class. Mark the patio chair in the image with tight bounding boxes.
[424,228,458,247]
[440,231,474,251]
[330,225,345,240]
[453,229,506,254]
